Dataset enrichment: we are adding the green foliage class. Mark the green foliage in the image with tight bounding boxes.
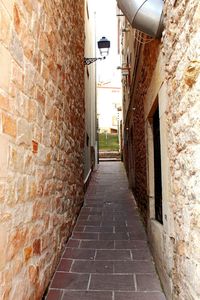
[99,133,119,151]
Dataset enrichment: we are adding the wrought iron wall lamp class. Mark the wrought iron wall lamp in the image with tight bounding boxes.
[84,37,111,65]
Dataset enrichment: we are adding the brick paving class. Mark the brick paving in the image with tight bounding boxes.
[46,162,166,300]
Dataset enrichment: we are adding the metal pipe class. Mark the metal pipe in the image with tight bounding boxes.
[117,0,164,38]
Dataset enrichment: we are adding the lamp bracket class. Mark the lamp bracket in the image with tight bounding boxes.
[84,57,105,65]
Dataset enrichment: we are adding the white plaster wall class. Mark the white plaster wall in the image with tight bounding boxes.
[84,0,97,180]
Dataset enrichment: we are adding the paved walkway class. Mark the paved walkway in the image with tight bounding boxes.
[46,162,166,300]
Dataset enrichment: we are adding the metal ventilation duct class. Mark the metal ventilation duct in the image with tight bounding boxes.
[117,0,164,38]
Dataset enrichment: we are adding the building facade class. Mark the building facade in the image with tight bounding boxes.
[97,83,122,134]
[84,0,98,188]
[119,1,200,299]
[0,0,85,299]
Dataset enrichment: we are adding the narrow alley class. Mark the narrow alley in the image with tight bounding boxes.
[46,162,166,300]
[0,0,200,298]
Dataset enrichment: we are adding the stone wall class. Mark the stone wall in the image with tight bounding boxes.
[121,0,200,298]
[0,0,84,299]
[163,0,200,298]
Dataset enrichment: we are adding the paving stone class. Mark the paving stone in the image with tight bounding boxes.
[81,208,91,213]
[136,274,163,291]
[74,225,85,232]
[114,226,132,233]
[96,250,131,261]
[80,240,114,249]
[51,272,89,289]
[84,226,114,233]
[62,291,113,300]
[102,217,116,223]
[129,232,147,240]
[57,259,73,272]
[115,240,148,250]
[88,215,102,222]
[77,214,89,220]
[102,220,127,226]
[45,289,63,300]
[115,224,146,233]
[99,232,129,240]
[66,239,80,248]
[76,220,101,226]
[113,261,155,273]
[131,249,152,260]
[72,232,99,240]
[85,203,103,208]
[91,207,104,213]
[114,291,166,300]
[71,260,113,273]
[90,274,135,291]
[63,248,95,260]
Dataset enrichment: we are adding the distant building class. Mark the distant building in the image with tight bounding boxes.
[97,82,122,134]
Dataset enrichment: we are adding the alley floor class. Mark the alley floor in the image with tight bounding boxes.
[46,162,166,300]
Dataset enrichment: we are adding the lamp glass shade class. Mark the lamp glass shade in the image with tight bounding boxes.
[97,37,110,57]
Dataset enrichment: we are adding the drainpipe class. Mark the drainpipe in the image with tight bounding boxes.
[117,0,164,38]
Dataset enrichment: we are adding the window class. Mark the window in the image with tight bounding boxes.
[153,106,163,224]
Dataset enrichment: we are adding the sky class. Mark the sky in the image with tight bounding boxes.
[94,0,121,87]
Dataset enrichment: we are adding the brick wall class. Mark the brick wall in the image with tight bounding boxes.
[125,39,160,224]
[0,0,84,299]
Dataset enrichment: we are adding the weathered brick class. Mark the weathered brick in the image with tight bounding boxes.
[11,61,24,91]
[0,2,11,46]
[22,0,33,15]
[36,88,45,106]
[0,44,12,91]
[29,265,39,284]
[0,134,9,178]
[10,31,24,67]
[24,246,32,262]
[0,212,11,223]
[8,227,28,259]
[1,112,17,138]
[0,226,7,271]
[0,93,9,111]
[184,61,200,87]
[17,118,32,146]
[27,178,37,200]
[16,175,27,202]
[1,0,13,16]
[13,3,24,35]
[32,140,38,153]
[8,146,24,172]
[33,239,41,255]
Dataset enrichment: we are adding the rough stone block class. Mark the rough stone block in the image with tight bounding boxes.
[10,31,24,67]
[17,118,32,146]
[0,134,9,178]
[0,44,12,92]
[0,2,11,46]
[1,112,16,138]
[0,93,9,111]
